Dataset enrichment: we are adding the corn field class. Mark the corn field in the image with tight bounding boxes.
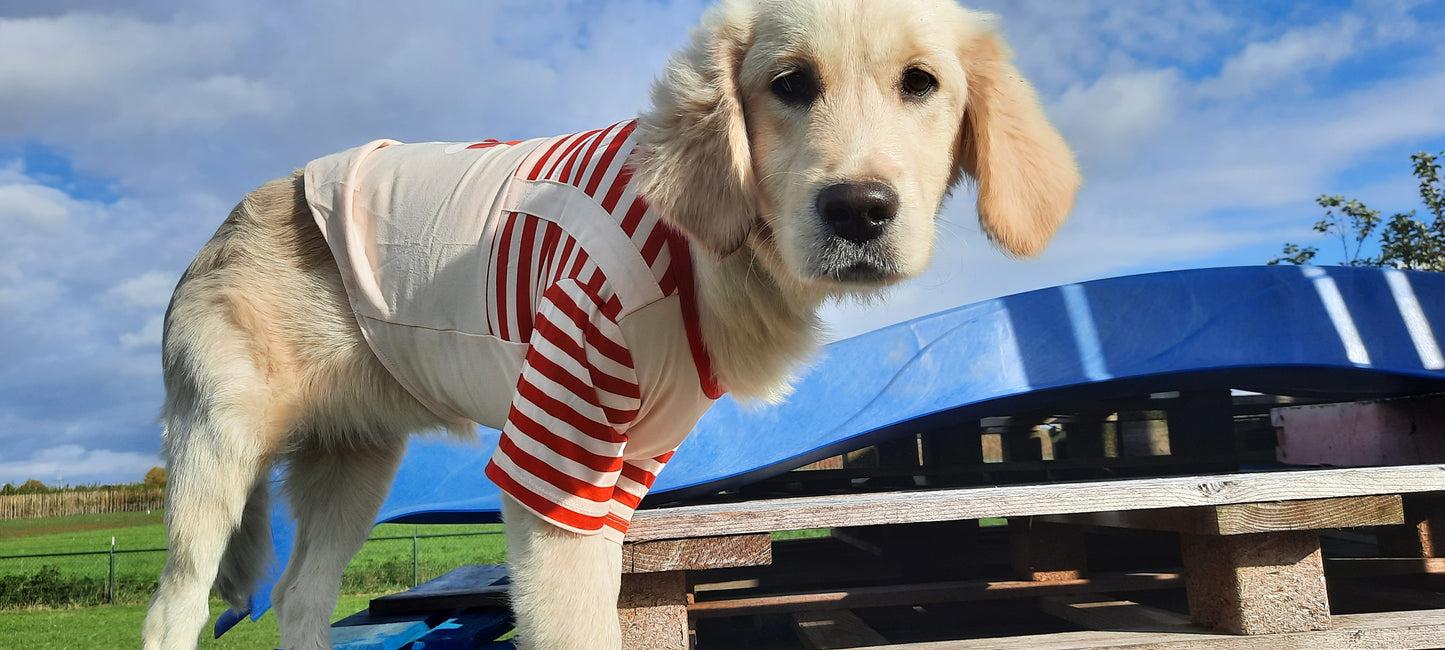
[0,490,164,520]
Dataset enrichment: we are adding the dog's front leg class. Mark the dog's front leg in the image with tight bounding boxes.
[502,495,623,649]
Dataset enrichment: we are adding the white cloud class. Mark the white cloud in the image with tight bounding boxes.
[0,12,283,138]
[120,315,164,350]
[110,271,175,310]
[0,183,71,224]
[1196,17,1362,102]
[1052,68,1181,166]
[0,444,160,486]
[978,0,1235,93]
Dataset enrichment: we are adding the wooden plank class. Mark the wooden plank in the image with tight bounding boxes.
[618,570,689,650]
[369,564,509,616]
[1324,557,1445,578]
[792,610,889,648]
[625,465,1445,542]
[1273,395,1445,467]
[1182,531,1329,634]
[623,534,771,573]
[1010,519,1088,581]
[1039,596,1195,633]
[864,609,1445,649]
[688,571,1181,618]
[1038,496,1404,535]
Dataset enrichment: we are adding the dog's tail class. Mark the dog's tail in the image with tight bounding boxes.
[213,478,274,613]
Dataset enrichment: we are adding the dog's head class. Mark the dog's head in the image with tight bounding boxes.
[633,0,1080,293]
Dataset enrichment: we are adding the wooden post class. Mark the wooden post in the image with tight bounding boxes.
[1010,519,1088,582]
[618,571,690,649]
[1181,531,1330,634]
[614,535,771,649]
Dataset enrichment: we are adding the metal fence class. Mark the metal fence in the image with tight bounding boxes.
[0,528,504,608]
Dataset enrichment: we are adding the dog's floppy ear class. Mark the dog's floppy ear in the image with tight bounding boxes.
[632,3,756,256]
[955,27,1081,258]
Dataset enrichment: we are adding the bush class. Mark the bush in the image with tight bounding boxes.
[143,467,167,491]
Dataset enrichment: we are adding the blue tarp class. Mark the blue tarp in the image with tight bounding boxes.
[229,265,1445,631]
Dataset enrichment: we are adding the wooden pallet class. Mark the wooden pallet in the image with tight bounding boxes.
[613,464,1445,648]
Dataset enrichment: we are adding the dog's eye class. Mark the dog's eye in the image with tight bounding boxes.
[901,68,937,99]
[771,69,819,106]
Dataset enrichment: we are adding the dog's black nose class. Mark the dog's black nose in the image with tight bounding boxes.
[817,182,899,243]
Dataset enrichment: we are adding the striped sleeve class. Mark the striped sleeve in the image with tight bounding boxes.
[604,450,676,537]
[484,279,646,541]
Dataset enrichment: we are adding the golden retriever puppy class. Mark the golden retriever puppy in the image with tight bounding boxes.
[141,0,1078,648]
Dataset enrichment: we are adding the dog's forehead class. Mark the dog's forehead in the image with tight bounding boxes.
[743,0,973,79]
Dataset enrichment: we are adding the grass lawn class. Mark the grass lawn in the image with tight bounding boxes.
[0,515,511,647]
[0,594,378,650]
[0,510,165,539]
[0,511,508,609]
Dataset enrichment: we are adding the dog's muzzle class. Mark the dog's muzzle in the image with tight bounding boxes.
[811,181,904,284]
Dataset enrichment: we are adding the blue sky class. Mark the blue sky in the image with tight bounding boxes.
[2,0,1443,486]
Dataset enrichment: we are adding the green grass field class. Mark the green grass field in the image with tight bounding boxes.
[1,594,377,650]
[0,510,507,609]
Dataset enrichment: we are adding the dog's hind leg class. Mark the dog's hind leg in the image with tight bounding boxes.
[214,476,274,612]
[272,439,406,650]
[141,368,289,650]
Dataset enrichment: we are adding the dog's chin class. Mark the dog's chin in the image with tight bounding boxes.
[826,262,898,284]
[805,240,909,289]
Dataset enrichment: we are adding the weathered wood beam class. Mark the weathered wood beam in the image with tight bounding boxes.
[687,571,1181,618]
[1038,496,1403,535]
[622,533,771,573]
[626,465,1445,542]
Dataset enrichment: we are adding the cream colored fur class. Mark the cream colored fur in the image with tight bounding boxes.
[142,1,1078,648]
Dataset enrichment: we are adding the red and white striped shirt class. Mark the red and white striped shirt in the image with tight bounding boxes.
[306,121,723,542]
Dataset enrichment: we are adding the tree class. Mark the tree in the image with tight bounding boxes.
[18,479,48,494]
[1270,151,1445,271]
[144,466,168,490]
